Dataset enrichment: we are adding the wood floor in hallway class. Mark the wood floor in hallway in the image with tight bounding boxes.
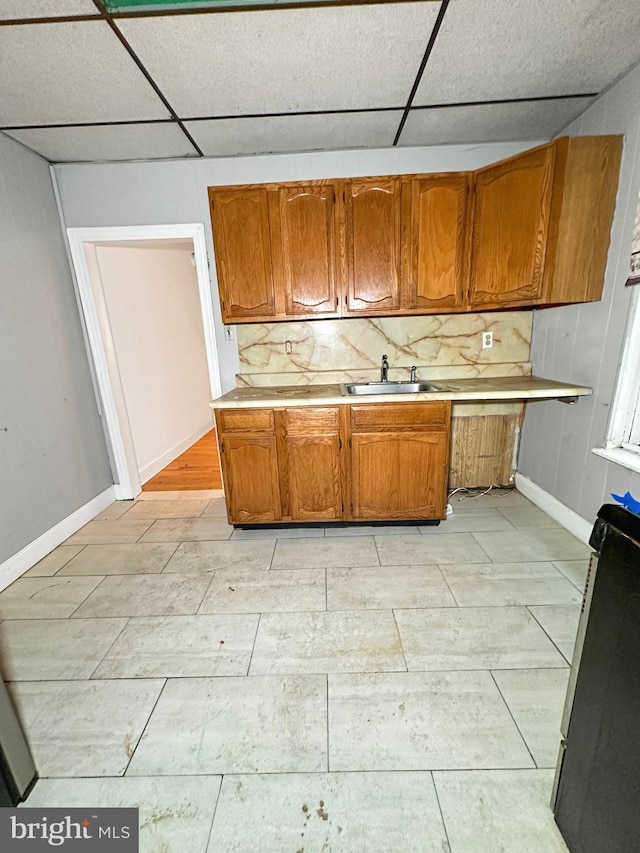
[142,429,222,491]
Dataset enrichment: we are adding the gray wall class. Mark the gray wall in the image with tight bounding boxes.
[519,61,640,523]
[0,134,111,563]
[54,140,539,394]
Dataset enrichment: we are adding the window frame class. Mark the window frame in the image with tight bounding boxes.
[592,287,640,471]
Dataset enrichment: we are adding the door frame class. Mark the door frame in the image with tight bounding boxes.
[67,224,222,500]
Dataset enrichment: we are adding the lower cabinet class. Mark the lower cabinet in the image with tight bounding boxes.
[215,402,451,524]
[215,408,282,523]
[220,434,282,524]
[349,402,450,521]
[282,407,343,521]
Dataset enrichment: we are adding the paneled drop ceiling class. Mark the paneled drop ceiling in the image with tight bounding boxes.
[0,0,639,163]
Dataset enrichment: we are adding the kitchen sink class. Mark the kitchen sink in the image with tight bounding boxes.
[340,381,441,396]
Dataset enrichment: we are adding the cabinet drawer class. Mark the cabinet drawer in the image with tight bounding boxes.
[218,408,274,433]
[350,402,450,432]
[284,407,339,435]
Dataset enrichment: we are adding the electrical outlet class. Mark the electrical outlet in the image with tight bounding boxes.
[224,326,235,342]
[482,331,493,349]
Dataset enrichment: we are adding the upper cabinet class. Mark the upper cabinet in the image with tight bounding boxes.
[404,173,470,312]
[208,135,622,323]
[345,177,402,315]
[542,136,623,305]
[469,145,555,309]
[274,184,340,317]
[469,136,622,309]
[210,182,341,323]
[209,186,276,320]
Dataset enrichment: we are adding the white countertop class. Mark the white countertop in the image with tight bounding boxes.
[210,375,591,409]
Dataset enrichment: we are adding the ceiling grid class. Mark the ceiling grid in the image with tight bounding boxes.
[0,0,638,162]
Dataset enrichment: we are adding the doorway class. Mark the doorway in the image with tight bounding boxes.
[67,225,223,500]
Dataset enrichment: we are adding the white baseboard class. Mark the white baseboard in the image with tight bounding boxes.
[0,486,116,592]
[139,422,214,486]
[515,473,593,545]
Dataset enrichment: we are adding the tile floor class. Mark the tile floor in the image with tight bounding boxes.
[1,489,591,852]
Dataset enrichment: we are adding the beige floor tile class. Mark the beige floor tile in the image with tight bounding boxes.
[66,518,154,545]
[0,576,103,619]
[127,675,327,776]
[375,533,489,565]
[126,499,210,518]
[473,528,591,562]
[328,671,533,771]
[0,618,127,680]
[59,543,179,576]
[250,610,405,675]
[164,540,275,574]
[498,507,562,528]
[327,565,456,610]
[433,769,568,852]
[528,604,581,661]
[553,559,589,591]
[93,614,258,678]
[421,510,516,534]
[23,545,85,577]
[493,669,569,768]
[230,527,325,540]
[448,491,533,511]
[94,501,136,521]
[139,518,233,542]
[202,498,228,517]
[25,776,222,853]
[395,606,567,671]
[72,574,211,618]
[324,524,421,537]
[271,536,379,569]
[442,562,582,607]
[200,568,325,614]
[208,771,448,853]
[9,679,164,777]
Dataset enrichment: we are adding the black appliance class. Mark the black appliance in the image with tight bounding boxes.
[0,677,37,805]
[552,503,640,851]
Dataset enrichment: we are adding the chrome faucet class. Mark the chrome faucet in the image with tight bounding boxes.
[380,354,389,382]
[410,365,417,382]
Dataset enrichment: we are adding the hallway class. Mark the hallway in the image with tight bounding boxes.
[142,429,222,492]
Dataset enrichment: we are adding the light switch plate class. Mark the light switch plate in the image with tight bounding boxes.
[224,326,235,342]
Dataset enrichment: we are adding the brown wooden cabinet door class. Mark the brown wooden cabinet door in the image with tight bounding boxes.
[405,174,470,311]
[469,145,555,308]
[281,407,343,521]
[345,177,402,314]
[543,135,623,305]
[209,187,275,321]
[351,431,448,520]
[285,435,342,521]
[220,434,281,523]
[275,184,339,316]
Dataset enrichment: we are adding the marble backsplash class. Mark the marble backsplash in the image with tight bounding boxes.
[237,313,533,387]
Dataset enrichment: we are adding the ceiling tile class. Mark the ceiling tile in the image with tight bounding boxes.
[398,98,594,147]
[117,4,442,116]
[185,111,402,157]
[4,123,198,162]
[0,21,171,125]
[0,0,98,18]
[415,0,640,105]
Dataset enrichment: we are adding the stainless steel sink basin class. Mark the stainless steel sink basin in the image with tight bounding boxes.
[340,381,441,396]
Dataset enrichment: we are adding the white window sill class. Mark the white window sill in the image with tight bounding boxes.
[592,446,640,474]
